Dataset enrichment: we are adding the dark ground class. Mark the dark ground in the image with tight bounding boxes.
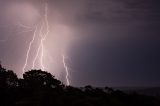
[0,64,160,106]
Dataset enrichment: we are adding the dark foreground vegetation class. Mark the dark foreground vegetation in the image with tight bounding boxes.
[0,64,160,106]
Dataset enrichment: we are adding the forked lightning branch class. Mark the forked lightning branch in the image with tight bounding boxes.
[22,2,70,85]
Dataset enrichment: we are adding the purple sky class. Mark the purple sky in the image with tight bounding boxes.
[0,0,160,87]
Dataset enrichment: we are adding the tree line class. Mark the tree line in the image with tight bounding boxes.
[0,64,160,106]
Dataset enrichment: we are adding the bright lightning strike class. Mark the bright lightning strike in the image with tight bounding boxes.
[40,3,49,71]
[22,26,37,73]
[23,2,49,72]
[22,1,71,85]
[32,25,43,69]
[62,55,70,86]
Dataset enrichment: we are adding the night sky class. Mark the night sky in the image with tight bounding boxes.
[0,0,160,87]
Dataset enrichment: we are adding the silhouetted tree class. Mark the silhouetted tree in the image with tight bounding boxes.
[0,64,6,88]
[0,65,18,88]
[85,85,93,91]
[84,85,94,95]
[22,70,62,89]
[105,86,114,93]
[0,64,18,106]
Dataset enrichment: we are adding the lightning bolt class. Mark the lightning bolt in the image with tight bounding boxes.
[32,24,43,69]
[23,2,49,72]
[40,3,49,71]
[62,55,70,85]
[21,1,71,85]
[32,43,41,69]
[22,26,37,73]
